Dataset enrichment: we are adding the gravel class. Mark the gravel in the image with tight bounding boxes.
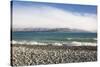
[11,44,97,66]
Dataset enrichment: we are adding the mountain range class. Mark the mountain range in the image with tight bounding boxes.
[12,28,94,33]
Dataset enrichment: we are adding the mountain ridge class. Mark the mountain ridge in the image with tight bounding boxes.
[12,28,95,33]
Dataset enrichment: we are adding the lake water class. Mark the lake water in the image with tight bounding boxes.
[12,31,97,46]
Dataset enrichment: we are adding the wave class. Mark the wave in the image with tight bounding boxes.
[67,38,97,40]
[11,40,97,46]
[71,41,97,46]
[12,40,48,45]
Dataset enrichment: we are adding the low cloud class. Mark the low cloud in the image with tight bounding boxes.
[13,5,97,32]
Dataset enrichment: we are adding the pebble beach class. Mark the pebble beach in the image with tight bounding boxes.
[11,44,97,66]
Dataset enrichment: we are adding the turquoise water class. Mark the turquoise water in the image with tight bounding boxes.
[12,31,97,43]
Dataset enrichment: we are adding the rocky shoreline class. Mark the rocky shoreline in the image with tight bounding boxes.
[11,44,97,66]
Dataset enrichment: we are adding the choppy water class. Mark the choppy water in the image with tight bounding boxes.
[12,31,97,46]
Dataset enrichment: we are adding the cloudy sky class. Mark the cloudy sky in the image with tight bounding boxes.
[12,1,97,32]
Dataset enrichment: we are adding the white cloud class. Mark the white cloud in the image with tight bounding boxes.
[13,5,97,32]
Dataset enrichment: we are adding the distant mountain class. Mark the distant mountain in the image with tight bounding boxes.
[12,28,92,33]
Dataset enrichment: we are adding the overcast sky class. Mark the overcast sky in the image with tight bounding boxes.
[12,1,97,32]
